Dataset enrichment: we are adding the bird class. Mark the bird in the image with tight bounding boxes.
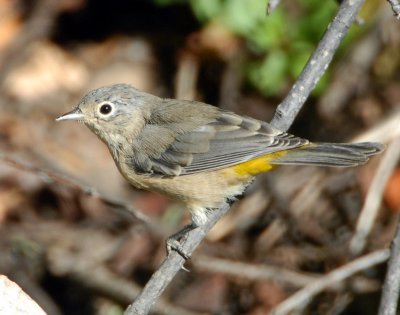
[56,83,384,257]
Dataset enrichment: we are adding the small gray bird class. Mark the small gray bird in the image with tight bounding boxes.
[57,84,383,257]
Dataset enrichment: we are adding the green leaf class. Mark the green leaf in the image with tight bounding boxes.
[221,0,266,35]
[190,0,224,22]
[248,50,288,95]
[249,9,286,51]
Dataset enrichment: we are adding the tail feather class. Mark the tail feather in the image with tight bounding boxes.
[270,142,384,167]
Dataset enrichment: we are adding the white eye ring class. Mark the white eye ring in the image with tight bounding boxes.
[97,102,115,116]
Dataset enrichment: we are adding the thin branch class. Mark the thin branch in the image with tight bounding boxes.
[194,255,318,288]
[270,0,366,131]
[0,153,150,224]
[193,255,380,293]
[387,0,400,18]
[50,255,202,315]
[266,0,281,15]
[353,109,400,143]
[270,249,390,315]
[124,204,230,315]
[378,216,400,315]
[349,136,400,255]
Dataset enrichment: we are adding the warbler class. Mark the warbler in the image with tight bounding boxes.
[57,84,383,255]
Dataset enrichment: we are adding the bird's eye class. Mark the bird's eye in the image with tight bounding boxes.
[98,103,113,115]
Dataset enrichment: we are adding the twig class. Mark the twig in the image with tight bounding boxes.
[266,0,281,15]
[17,220,198,315]
[124,204,230,315]
[0,153,150,224]
[193,255,318,288]
[270,0,366,131]
[194,255,380,293]
[270,249,390,315]
[387,0,400,18]
[378,216,400,315]
[51,257,202,315]
[349,136,400,255]
[353,109,400,143]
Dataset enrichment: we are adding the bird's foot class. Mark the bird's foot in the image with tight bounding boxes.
[166,223,197,260]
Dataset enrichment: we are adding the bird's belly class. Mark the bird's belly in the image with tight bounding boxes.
[119,163,253,209]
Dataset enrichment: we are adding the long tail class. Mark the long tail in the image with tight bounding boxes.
[270,142,384,167]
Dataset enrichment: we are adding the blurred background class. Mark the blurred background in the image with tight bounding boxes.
[0,0,399,314]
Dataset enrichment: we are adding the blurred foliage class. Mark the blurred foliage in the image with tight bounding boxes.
[151,0,372,96]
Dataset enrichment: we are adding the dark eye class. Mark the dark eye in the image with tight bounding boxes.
[99,103,113,115]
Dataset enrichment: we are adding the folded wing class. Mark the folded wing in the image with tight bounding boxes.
[127,99,308,176]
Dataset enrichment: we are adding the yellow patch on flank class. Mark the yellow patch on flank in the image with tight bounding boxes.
[233,150,289,176]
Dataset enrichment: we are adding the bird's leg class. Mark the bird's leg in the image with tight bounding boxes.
[166,222,198,260]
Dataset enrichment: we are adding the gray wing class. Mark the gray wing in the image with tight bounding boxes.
[127,100,308,176]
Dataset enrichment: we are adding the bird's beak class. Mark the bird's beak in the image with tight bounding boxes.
[56,107,84,122]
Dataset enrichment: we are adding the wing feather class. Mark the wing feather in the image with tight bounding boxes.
[127,99,308,176]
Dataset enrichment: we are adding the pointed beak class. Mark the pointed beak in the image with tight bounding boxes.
[56,107,84,122]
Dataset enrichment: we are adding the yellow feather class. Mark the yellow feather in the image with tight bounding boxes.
[232,150,289,176]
